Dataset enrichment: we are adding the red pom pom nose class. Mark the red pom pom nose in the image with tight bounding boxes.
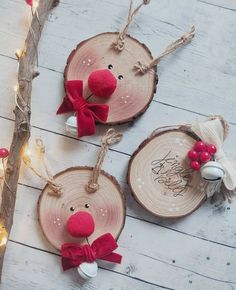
[66,211,95,238]
[88,69,117,98]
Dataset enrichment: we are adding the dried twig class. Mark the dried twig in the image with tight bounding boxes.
[0,0,59,279]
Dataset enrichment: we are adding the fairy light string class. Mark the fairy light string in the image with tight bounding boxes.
[0,150,11,248]
[14,0,40,115]
[0,0,47,248]
[22,139,63,197]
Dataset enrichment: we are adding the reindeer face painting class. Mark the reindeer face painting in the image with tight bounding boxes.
[64,33,157,125]
[57,0,195,137]
[38,129,125,278]
[38,167,125,250]
[38,129,125,250]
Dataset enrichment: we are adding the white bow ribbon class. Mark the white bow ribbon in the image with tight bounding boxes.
[191,117,236,191]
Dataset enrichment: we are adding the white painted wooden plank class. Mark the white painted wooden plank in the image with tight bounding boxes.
[3,241,234,290]
[7,183,236,289]
[1,0,236,122]
[1,0,236,289]
[0,109,236,252]
[3,242,162,290]
[0,55,236,158]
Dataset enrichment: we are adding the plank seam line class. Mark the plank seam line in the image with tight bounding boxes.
[15,182,236,250]
[0,115,131,156]
[197,0,236,12]
[139,252,236,284]
[154,100,236,126]
[126,214,236,250]
[9,239,235,286]
[99,266,174,289]
[8,239,172,289]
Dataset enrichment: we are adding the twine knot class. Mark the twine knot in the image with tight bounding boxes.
[133,61,150,74]
[111,0,151,52]
[86,181,99,193]
[111,36,125,52]
[101,128,123,146]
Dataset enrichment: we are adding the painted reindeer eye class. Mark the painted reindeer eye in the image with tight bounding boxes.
[70,206,75,212]
[108,64,113,70]
[85,203,90,208]
[118,75,123,80]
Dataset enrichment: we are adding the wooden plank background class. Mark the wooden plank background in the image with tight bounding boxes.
[0,0,236,289]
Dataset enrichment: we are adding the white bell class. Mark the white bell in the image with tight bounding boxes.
[77,261,98,279]
[200,161,225,182]
[65,116,77,135]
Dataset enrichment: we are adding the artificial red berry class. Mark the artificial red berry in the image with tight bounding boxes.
[0,148,9,158]
[207,144,217,155]
[190,160,201,170]
[194,141,207,152]
[188,150,198,161]
[199,151,211,163]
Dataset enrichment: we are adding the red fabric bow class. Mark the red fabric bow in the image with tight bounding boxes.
[57,80,109,137]
[61,233,122,271]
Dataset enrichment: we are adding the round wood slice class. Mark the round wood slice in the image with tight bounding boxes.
[38,166,126,251]
[64,32,158,125]
[127,126,207,218]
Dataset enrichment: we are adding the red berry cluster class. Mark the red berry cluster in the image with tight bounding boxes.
[187,141,217,170]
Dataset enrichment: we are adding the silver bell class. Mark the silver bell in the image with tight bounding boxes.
[200,161,225,182]
[77,261,98,279]
[65,116,77,135]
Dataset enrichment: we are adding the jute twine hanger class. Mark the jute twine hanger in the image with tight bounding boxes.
[134,26,195,74]
[111,0,195,73]
[86,128,123,193]
[23,129,122,197]
[111,0,151,51]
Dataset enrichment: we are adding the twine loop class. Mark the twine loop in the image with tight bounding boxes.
[111,0,151,52]
[86,129,123,193]
[23,139,63,197]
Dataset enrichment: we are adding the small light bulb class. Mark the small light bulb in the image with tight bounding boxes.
[13,85,18,92]
[15,48,22,59]
[25,148,32,157]
[0,226,8,247]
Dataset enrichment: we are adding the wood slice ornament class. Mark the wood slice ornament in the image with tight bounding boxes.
[128,117,236,218]
[64,32,156,125]
[128,125,206,218]
[38,129,126,251]
[58,0,195,137]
